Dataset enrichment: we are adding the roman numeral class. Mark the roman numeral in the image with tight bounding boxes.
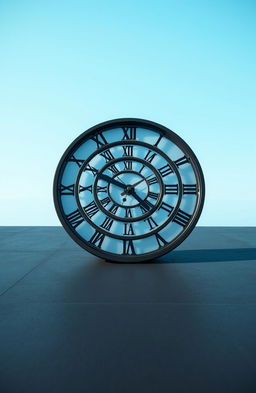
[158,164,173,177]
[183,184,197,194]
[65,209,83,228]
[108,164,119,174]
[155,233,167,248]
[147,176,158,185]
[139,204,148,214]
[148,191,159,200]
[91,132,108,149]
[122,127,137,140]
[122,145,133,156]
[89,231,105,248]
[100,196,111,207]
[96,185,108,193]
[84,164,98,176]
[144,150,157,163]
[69,155,84,167]
[83,201,99,218]
[165,184,178,194]
[125,208,133,218]
[100,149,115,162]
[123,223,135,235]
[144,217,158,230]
[154,134,163,146]
[159,202,173,216]
[109,203,119,215]
[173,209,191,227]
[79,185,92,193]
[139,165,145,174]
[60,184,74,195]
[174,155,189,167]
[123,240,136,255]
[100,217,114,231]
[124,160,132,170]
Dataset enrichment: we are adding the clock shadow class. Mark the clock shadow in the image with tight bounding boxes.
[105,248,256,264]
[153,247,256,264]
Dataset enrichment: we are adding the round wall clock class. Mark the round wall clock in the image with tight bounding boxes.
[53,118,205,262]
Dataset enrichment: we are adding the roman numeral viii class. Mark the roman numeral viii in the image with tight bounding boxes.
[83,201,99,218]
[65,209,83,228]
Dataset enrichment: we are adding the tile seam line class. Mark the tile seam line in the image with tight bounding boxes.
[0,241,67,298]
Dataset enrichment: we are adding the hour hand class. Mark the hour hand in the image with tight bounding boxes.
[130,189,154,211]
[121,175,151,196]
[97,173,127,190]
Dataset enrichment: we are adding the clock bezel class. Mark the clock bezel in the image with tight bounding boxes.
[53,118,205,262]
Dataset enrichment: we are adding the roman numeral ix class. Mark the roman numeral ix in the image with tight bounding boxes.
[83,201,99,218]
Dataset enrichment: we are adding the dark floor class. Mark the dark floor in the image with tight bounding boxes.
[0,227,256,393]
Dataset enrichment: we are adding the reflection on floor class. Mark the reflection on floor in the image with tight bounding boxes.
[0,227,256,393]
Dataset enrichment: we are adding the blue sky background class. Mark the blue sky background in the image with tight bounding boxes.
[0,0,255,225]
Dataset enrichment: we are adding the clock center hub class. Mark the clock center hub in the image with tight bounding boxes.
[108,171,149,207]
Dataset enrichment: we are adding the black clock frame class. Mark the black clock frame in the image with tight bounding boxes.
[53,118,205,262]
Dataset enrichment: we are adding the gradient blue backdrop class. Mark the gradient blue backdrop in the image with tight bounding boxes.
[1,0,255,225]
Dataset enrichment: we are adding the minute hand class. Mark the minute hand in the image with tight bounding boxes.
[97,173,127,190]
[121,175,151,196]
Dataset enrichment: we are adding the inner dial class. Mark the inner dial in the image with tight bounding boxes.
[108,171,149,207]
[74,143,183,240]
[92,157,164,222]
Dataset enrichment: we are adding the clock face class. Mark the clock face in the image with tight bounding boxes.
[53,118,205,262]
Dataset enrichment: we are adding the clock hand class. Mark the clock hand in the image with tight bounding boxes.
[97,173,127,190]
[120,175,151,196]
[129,189,154,211]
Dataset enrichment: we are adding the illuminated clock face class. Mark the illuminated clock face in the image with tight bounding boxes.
[53,118,205,262]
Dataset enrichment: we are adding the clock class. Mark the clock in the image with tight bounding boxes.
[53,118,205,262]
